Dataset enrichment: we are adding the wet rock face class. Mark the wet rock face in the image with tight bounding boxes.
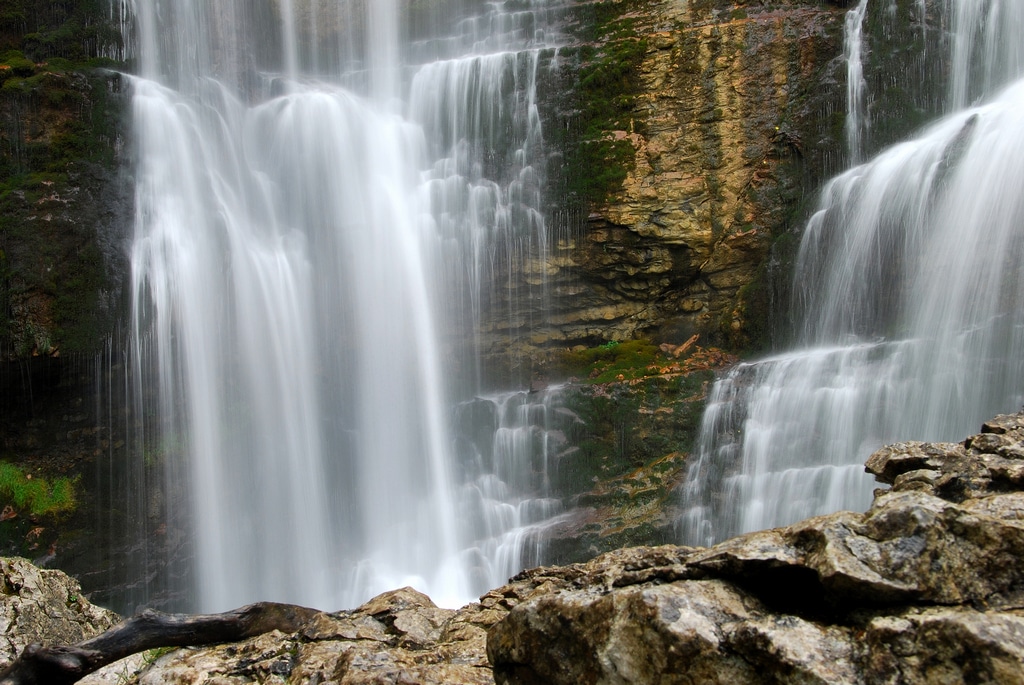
[482,0,848,363]
[487,411,1024,684]
[0,69,130,362]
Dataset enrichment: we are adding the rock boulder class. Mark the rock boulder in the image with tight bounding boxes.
[487,411,1024,684]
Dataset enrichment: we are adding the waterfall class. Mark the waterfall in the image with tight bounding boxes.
[844,0,869,162]
[680,0,1024,546]
[453,388,570,591]
[125,0,564,612]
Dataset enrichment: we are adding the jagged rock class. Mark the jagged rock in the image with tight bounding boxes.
[0,557,118,665]
[480,0,849,362]
[487,411,1024,684]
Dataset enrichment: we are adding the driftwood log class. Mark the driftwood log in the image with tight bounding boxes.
[0,602,320,685]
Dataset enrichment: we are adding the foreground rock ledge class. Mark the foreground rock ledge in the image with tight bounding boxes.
[487,411,1024,685]
[4,413,1024,684]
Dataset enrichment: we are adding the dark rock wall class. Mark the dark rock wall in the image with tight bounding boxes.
[0,0,130,361]
[0,0,136,610]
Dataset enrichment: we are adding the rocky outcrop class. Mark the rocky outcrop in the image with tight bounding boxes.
[0,0,136,617]
[7,412,1024,683]
[0,556,117,664]
[2,583,507,685]
[487,410,1024,684]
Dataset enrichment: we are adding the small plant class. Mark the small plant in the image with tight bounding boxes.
[0,462,76,517]
[0,51,36,78]
[554,337,738,386]
[143,647,179,664]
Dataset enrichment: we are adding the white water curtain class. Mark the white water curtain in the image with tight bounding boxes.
[680,0,1024,546]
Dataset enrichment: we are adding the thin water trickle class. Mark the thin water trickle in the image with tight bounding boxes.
[452,387,572,591]
[844,0,870,162]
[680,0,1024,546]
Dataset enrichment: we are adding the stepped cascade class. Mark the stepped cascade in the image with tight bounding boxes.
[681,0,1024,545]
[124,0,567,612]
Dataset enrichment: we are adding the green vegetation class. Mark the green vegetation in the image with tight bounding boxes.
[556,339,660,383]
[553,338,736,384]
[534,336,740,562]
[0,461,76,516]
[0,0,128,359]
[554,367,717,493]
[545,338,734,491]
[0,49,34,76]
[1,0,126,63]
[545,0,655,209]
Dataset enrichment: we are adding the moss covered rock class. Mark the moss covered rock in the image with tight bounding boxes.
[0,0,130,361]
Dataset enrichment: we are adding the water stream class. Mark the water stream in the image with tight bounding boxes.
[125,0,565,612]
[680,0,1024,546]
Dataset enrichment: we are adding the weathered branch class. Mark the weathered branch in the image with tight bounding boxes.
[0,601,320,685]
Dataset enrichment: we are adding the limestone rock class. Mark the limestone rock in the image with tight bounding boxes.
[129,587,498,685]
[0,556,118,666]
[487,411,1024,684]
[479,0,849,363]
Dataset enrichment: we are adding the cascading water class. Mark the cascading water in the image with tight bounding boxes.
[844,0,869,162]
[680,0,1024,546]
[451,386,577,592]
[125,0,566,612]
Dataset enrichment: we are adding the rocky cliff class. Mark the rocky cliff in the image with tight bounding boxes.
[4,411,1024,684]
[0,0,953,371]
[0,0,134,608]
[488,412,1024,684]
[0,2,130,362]
[479,0,850,368]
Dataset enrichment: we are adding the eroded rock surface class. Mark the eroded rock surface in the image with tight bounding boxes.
[119,587,501,685]
[487,411,1024,684]
[480,0,850,363]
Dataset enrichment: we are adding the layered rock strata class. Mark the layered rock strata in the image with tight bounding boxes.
[6,411,1024,683]
[482,0,849,362]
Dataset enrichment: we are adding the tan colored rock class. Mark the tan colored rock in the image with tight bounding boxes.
[860,607,1024,685]
[124,588,497,685]
[480,1,848,362]
[0,557,119,667]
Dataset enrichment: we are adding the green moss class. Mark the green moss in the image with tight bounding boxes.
[6,0,125,63]
[555,339,660,383]
[547,1,655,210]
[552,365,717,498]
[0,461,76,516]
[0,50,34,77]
